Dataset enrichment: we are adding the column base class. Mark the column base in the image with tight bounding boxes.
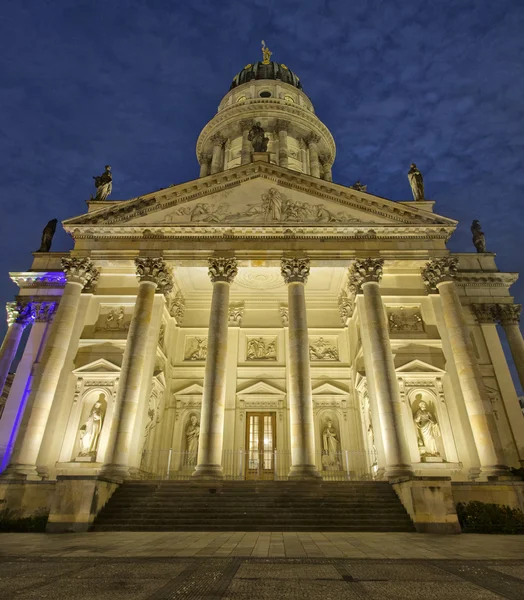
[288,465,322,480]
[384,464,413,480]
[98,464,130,481]
[0,464,41,481]
[482,465,514,480]
[192,464,224,480]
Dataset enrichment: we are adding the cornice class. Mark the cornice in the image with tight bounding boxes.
[10,271,66,289]
[63,163,455,232]
[454,272,518,288]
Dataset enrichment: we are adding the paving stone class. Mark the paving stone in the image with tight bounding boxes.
[345,561,461,581]
[223,579,363,599]
[236,563,342,579]
[73,561,188,579]
[360,580,505,599]
[489,564,524,580]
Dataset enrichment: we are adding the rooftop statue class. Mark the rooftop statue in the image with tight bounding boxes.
[91,165,112,202]
[407,163,424,201]
[248,122,269,153]
[37,218,58,252]
[350,181,367,192]
[471,220,487,253]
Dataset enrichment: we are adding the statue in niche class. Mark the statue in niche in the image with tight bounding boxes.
[248,122,269,152]
[413,394,441,457]
[471,220,487,253]
[185,414,200,467]
[407,163,424,201]
[36,218,58,252]
[309,337,339,361]
[91,165,112,202]
[77,394,106,458]
[321,418,340,469]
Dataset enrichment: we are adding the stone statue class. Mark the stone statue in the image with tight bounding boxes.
[78,394,106,457]
[248,122,269,153]
[185,414,200,467]
[407,163,424,201]
[322,419,340,468]
[471,220,486,253]
[92,165,112,201]
[413,395,441,456]
[350,181,367,192]
[37,219,58,252]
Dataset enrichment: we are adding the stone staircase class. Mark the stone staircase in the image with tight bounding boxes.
[91,480,415,532]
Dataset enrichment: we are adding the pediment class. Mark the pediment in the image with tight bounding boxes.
[173,383,204,396]
[395,359,445,374]
[312,382,349,395]
[237,380,285,396]
[63,163,456,233]
[72,358,121,375]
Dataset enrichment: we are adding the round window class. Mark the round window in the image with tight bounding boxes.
[284,95,295,103]
[259,91,272,98]
[236,95,246,103]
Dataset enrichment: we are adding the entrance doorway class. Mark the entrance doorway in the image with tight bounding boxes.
[245,412,276,480]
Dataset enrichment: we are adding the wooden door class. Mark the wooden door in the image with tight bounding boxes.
[245,412,276,480]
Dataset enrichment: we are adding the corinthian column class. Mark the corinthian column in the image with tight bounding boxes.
[352,259,412,478]
[101,258,173,479]
[281,257,321,480]
[0,303,34,397]
[275,120,290,168]
[305,133,321,178]
[210,134,225,174]
[198,153,212,177]
[497,304,524,393]
[422,258,507,476]
[239,120,253,165]
[3,258,99,478]
[193,257,238,479]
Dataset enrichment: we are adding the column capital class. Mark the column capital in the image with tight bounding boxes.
[31,301,58,323]
[228,304,244,326]
[281,257,310,284]
[471,303,497,324]
[239,119,254,133]
[319,152,333,165]
[275,119,290,133]
[135,257,174,295]
[197,152,212,165]
[348,258,384,293]
[6,302,34,327]
[208,257,238,284]
[338,289,355,323]
[497,303,521,325]
[210,133,226,146]
[421,257,458,291]
[61,257,99,288]
[169,291,185,324]
[304,133,321,146]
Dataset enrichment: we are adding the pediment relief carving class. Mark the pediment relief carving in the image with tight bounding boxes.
[63,165,456,234]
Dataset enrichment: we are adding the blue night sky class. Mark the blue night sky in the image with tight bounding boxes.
[1,1,523,383]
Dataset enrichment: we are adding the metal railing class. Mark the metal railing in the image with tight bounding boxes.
[139,449,378,481]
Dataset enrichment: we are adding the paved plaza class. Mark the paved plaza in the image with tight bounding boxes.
[1,532,524,598]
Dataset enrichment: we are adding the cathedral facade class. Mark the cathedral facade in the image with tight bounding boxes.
[1,51,524,532]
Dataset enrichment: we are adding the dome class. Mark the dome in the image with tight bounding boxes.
[229,61,303,91]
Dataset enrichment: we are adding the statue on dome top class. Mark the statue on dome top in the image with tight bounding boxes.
[248,122,269,152]
[471,220,487,253]
[91,165,112,202]
[261,40,272,64]
[408,163,424,201]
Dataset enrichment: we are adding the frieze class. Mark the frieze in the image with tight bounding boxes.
[309,337,339,361]
[387,307,424,333]
[95,306,131,332]
[184,337,207,361]
[246,336,277,360]
[84,380,116,388]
